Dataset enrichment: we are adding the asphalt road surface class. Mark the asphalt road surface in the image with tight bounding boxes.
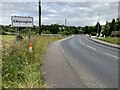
[62,35,118,88]
[43,38,87,88]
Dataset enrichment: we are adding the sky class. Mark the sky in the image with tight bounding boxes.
[0,0,119,26]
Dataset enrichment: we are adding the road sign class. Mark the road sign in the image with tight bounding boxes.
[11,16,33,27]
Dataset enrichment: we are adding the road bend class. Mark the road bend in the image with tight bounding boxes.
[62,35,118,88]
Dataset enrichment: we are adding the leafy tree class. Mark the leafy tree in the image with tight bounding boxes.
[89,26,96,36]
[116,18,120,31]
[102,21,109,37]
[108,18,116,36]
[82,26,89,34]
[50,24,60,34]
[69,26,79,34]
[95,22,101,37]
[42,30,51,34]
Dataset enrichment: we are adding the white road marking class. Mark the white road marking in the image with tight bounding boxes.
[79,39,86,45]
[86,45,96,50]
[80,37,119,59]
[83,36,118,52]
[105,53,119,59]
[79,39,81,42]
[82,42,85,45]
[79,39,96,50]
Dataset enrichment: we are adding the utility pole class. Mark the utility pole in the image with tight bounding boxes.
[39,0,41,35]
[64,18,67,31]
[65,18,67,27]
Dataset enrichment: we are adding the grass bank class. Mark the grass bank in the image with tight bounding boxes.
[2,35,64,88]
[97,37,120,45]
[1,35,15,42]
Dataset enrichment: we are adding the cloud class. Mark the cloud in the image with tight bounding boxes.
[1,0,36,2]
[42,0,119,2]
[0,2,38,25]
[42,2,118,26]
[0,1,118,26]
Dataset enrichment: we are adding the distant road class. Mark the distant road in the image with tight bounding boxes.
[62,35,118,88]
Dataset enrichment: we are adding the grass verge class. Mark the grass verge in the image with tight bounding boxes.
[2,35,64,88]
[97,37,120,45]
[1,35,15,42]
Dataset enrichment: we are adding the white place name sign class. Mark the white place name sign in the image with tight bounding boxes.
[11,16,33,27]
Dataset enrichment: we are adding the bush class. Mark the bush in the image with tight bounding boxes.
[42,30,51,34]
[59,31,71,35]
[0,30,7,35]
[91,32,96,36]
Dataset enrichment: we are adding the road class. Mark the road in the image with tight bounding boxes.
[62,35,118,88]
[43,38,87,88]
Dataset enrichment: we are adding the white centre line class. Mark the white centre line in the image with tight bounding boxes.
[79,38,119,59]
[105,53,119,59]
[79,39,96,50]
[79,39,81,42]
[86,45,96,50]
[79,39,86,45]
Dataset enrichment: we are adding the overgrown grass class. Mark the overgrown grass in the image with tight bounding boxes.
[1,35,15,42]
[97,37,120,45]
[2,35,64,88]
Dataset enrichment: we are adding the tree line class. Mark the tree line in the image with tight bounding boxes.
[82,18,120,37]
[0,18,120,37]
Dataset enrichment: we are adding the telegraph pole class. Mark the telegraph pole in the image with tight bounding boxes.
[39,0,41,35]
[64,18,67,31]
[65,18,67,27]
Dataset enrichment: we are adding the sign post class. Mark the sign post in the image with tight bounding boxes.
[15,27,18,42]
[11,16,33,52]
[29,28,32,53]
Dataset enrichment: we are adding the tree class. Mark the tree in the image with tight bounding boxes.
[116,18,120,31]
[108,18,116,36]
[89,26,96,36]
[50,24,60,34]
[42,30,51,34]
[95,22,101,37]
[41,24,60,34]
[102,21,109,37]
[82,26,89,34]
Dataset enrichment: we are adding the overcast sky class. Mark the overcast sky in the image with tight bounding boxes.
[0,0,119,26]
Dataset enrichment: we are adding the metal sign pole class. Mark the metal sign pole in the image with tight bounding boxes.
[29,28,32,53]
[15,27,17,42]
[16,27,18,42]
[16,27,20,42]
[29,28,31,42]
